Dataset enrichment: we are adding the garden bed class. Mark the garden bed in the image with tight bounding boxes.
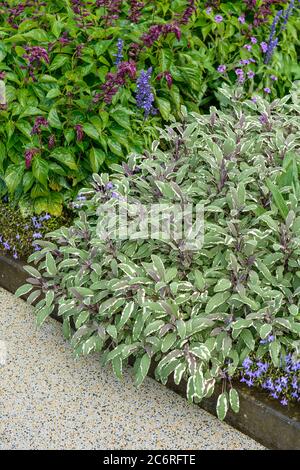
[1,252,299,450]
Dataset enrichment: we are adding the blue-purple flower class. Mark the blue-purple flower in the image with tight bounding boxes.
[136,68,157,117]
[113,38,124,66]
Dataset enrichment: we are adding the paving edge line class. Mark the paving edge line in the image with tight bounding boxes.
[0,254,299,450]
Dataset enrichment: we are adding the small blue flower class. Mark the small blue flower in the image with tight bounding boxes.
[32,232,43,239]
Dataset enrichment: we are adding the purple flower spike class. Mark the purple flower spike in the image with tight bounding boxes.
[113,39,124,66]
[136,68,156,117]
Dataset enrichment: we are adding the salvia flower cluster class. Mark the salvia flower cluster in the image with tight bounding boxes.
[94,60,137,104]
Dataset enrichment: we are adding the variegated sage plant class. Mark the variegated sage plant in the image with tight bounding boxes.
[17,84,300,420]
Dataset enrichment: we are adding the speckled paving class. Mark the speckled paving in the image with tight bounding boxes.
[0,287,264,450]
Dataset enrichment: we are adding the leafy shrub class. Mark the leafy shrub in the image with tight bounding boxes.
[17,84,300,418]
[0,0,299,213]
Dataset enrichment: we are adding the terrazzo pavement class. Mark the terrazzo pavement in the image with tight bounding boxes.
[0,287,264,450]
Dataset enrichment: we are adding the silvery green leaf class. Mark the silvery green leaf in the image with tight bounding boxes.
[194,270,205,291]
[174,362,186,385]
[45,290,54,307]
[150,254,165,280]
[118,301,135,329]
[161,332,177,353]
[75,311,90,329]
[229,388,240,414]
[205,292,230,314]
[46,252,57,276]
[193,369,205,399]
[204,378,216,398]
[82,336,98,355]
[214,278,231,292]
[135,353,151,387]
[71,287,94,298]
[58,259,79,269]
[24,265,41,278]
[112,355,123,379]
[189,345,210,361]
[36,305,54,327]
[216,392,228,421]
[288,305,298,316]
[232,319,253,330]
[186,376,194,403]
[62,319,72,340]
[269,340,281,367]
[132,313,144,341]
[144,320,165,337]
[98,297,125,316]
[259,324,272,340]
[118,263,138,278]
[274,318,292,331]
[176,319,186,340]
[15,284,33,297]
[221,335,232,357]
[106,325,118,340]
[240,329,255,350]
[26,290,41,305]
[188,317,215,335]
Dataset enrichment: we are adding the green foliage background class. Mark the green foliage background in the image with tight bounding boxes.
[0,0,299,214]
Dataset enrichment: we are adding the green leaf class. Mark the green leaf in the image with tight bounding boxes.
[32,157,49,187]
[174,362,186,385]
[15,284,33,297]
[144,320,164,337]
[112,355,123,379]
[36,305,54,326]
[240,329,255,350]
[161,332,177,353]
[216,392,228,421]
[189,345,210,361]
[176,319,186,340]
[108,139,123,157]
[259,324,272,339]
[156,98,171,120]
[49,54,69,71]
[24,266,41,278]
[186,375,194,403]
[135,353,151,387]
[118,301,135,329]
[205,292,230,314]
[5,164,24,193]
[214,279,231,292]
[89,147,105,173]
[229,388,239,413]
[82,123,100,140]
[46,252,57,276]
[110,109,131,130]
[193,369,205,399]
[50,148,78,170]
[269,340,281,367]
[75,311,90,329]
[48,108,62,129]
[266,178,289,219]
